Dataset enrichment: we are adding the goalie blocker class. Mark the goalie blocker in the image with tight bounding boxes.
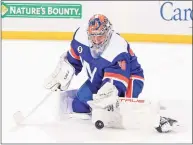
[44,52,75,92]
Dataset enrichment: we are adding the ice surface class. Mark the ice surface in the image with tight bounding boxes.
[2,40,192,143]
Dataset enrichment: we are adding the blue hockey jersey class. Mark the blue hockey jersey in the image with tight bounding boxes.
[66,26,144,98]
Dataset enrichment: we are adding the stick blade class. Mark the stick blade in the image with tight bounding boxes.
[13,111,24,125]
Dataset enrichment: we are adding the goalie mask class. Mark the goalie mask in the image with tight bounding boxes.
[87,14,113,58]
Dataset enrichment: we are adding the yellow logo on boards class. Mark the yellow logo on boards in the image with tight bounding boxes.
[1,4,8,16]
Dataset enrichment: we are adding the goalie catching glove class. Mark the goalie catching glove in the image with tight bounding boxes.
[44,52,75,91]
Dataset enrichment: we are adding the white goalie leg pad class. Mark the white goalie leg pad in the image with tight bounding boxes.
[44,52,75,91]
[119,98,161,130]
[59,90,91,120]
[54,90,76,121]
[59,90,77,114]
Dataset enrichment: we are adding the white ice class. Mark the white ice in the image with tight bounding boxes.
[2,40,192,143]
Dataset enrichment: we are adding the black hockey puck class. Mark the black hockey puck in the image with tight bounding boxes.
[95,120,104,129]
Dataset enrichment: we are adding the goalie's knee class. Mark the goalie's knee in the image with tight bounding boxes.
[59,89,91,114]
[76,80,93,103]
[60,80,93,114]
[72,97,91,113]
[71,80,93,113]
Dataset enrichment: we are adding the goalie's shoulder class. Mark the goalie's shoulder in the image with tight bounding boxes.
[72,25,89,47]
[101,32,129,62]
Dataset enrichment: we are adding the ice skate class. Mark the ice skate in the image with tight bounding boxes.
[155,116,179,133]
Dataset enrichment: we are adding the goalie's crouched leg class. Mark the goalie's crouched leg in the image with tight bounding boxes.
[72,80,93,113]
[60,79,92,114]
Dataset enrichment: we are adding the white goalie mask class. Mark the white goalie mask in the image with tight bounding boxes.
[87,14,113,58]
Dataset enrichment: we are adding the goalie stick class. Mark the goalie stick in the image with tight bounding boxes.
[13,88,60,125]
